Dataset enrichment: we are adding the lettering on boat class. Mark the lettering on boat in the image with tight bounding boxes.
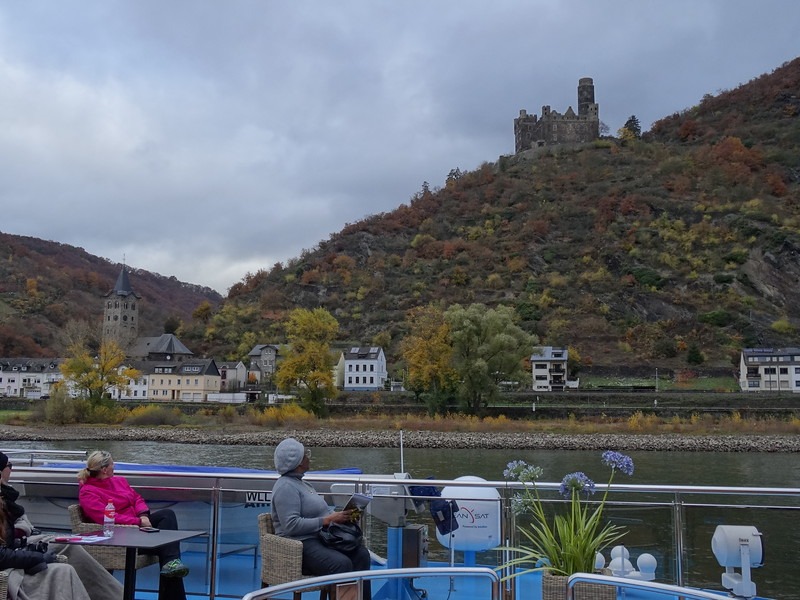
[455,506,491,524]
[245,491,270,507]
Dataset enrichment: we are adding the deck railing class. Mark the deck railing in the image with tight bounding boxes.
[241,567,501,600]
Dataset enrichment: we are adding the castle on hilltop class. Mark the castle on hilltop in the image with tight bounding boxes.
[514,77,599,153]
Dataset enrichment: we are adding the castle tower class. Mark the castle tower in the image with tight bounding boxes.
[103,267,141,350]
[577,77,595,117]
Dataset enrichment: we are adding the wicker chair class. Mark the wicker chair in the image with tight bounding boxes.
[67,504,159,572]
[0,554,68,600]
[258,513,330,600]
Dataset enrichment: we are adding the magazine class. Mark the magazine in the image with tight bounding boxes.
[342,492,372,512]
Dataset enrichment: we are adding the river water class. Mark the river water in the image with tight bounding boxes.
[3,438,799,599]
[2,438,799,487]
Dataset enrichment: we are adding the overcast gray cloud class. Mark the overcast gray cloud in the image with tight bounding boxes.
[1,1,797,293]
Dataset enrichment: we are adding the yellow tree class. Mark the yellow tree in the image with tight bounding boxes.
[400,305,457,413]
[59,339,140,405]
[276,308,339,417]
[192,300,214,323]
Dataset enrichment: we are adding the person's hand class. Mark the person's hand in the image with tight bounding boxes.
[24,555,52,576]
[140,516,152,528]
[323,510,353,527]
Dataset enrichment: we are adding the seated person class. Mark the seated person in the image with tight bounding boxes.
[77,450,188,600]
[271,438,371,597]
[0,497,92,600]
[0,451,122,600]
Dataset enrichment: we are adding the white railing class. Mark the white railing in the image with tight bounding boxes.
[241,567,501,600]
[566,573,729,600]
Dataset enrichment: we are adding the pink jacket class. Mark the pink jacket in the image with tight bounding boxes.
[78,476,150,526]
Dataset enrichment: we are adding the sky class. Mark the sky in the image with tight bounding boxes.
[1,2,798,294]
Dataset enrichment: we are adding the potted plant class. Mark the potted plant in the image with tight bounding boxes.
[501,451,635,600]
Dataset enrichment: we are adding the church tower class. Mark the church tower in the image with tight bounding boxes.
[103,267,141,350]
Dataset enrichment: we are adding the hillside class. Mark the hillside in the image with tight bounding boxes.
[2,58,799,374]
[0,233,222,356]
[182,57,800,372]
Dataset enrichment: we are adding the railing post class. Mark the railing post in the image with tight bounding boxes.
[208,477,221,600]
[500,485,515,600]
[672,491,685,587]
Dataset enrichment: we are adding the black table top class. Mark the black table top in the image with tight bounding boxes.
[55,527,205,550]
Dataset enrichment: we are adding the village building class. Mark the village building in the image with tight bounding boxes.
[335,346,388,392]
[530,346,579,392]
[739,347,800,392]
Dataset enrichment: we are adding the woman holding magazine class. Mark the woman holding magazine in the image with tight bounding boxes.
[270,438,371,596]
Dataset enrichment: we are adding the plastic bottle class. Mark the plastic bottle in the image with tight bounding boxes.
[103,500,116,537]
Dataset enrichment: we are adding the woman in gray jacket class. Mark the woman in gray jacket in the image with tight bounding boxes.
[270,438,371,597]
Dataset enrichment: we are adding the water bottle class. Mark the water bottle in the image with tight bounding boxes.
[103,500,116,537]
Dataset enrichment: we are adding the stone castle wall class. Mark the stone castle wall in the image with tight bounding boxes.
[514,77,600,153]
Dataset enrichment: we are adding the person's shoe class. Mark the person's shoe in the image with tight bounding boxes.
[160,559,189,578]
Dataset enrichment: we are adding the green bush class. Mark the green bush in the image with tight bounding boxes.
[630,267,665,289]
[653,338,678,358]
[687,344,705,365]
[44,388,78,424]
[698,310,734,327]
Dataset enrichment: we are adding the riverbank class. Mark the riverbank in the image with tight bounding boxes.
[1,424,799,452]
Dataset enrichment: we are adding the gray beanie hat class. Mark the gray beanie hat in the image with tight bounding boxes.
[274,438,305,474]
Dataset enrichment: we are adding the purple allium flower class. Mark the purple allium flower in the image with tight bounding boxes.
[601,450,635,476]
[559,472,595,499]
[504,460,543,482]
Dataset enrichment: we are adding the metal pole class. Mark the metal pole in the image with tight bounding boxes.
[672,492,685,587]
[208,478,220,600]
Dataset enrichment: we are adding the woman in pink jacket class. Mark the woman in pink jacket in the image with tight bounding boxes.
[77,450,189,600]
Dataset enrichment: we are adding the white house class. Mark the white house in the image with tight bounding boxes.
[0,358,64,398]
[218,361,248,392]
[336,346,388,391]
[739,347,800,392]
[530,346,578,391]
[109,363,149,401]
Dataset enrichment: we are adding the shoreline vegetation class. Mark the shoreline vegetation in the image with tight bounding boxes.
[1,423,799,452]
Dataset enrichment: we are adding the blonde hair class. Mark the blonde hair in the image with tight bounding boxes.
[77,450,113,483]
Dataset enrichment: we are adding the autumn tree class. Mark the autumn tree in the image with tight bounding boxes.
[275,308,339,417]
[192,300,214,323]
[59,339,140,405]
[400,305,457,414]
[624,115,641,137]
[56,319,99,355]
[445,304,536,415]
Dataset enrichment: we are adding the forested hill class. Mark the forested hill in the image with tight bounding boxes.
[184,57,800,370]
[0,233,221,356]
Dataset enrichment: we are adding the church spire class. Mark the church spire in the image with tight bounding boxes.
[103,266,141,350]
[111,267,138,297]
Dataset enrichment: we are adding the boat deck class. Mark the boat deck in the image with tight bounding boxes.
[113,551,741,600]
[119,550,519,600]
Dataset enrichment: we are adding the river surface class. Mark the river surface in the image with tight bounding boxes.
[2,438,799,487]
[2,438,799,599]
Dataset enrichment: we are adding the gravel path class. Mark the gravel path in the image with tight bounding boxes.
[1,425,798,452]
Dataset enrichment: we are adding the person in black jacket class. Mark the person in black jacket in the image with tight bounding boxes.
[0,497,93,600]
[0,452,122,600]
